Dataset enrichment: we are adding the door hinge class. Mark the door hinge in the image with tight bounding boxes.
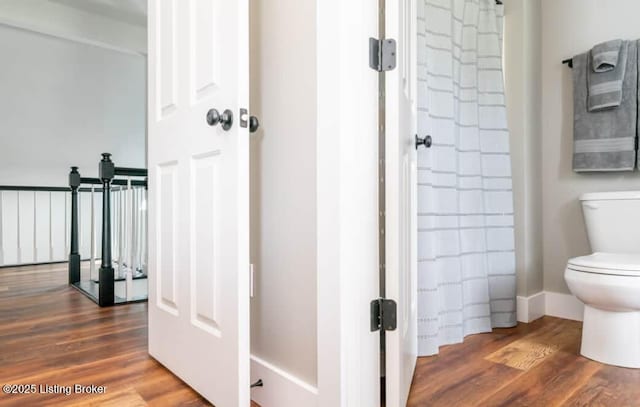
[369,38,397,72]
[370,298,397,332]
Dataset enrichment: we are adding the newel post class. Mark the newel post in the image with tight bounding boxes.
[98,153,115,306]
[68,166,81,285]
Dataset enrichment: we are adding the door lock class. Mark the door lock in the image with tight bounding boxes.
[249,116,260,133]
[240,108,260,133]
[206,108,234,131]
[415,134,432,150]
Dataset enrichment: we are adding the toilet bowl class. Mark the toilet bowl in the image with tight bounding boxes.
[565,191,640,368]
[565,253,640,367]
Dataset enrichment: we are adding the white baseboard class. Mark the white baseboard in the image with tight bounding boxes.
[517,291,584,323]
[545,291,584,321]
[250,355,318,407]
[516,291,546,323]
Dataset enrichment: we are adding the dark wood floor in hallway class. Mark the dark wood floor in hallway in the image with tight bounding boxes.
[0,263,259,406]
[408,315,640,406]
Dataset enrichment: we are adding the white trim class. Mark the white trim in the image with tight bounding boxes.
[544,291,584,321]
[517,291,585,323]
[250,355,318,407]
[516,291,545,323]
[316,2,344,404]
[316,0,380,406]
[0,19,146,57]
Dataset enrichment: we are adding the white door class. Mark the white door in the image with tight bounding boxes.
[147,1,250,406]
[385,0,418,406]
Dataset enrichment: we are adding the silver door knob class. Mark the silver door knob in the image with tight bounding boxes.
[415,134,432,149]
[207,108,234,131]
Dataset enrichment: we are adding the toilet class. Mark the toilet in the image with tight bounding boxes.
[565,191,640,369]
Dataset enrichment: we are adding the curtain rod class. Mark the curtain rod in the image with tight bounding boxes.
[496,0,502,4]
[562,58,574,68]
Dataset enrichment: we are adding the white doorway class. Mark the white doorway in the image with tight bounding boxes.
[0,0,422,405]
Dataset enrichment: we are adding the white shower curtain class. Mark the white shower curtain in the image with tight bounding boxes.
[417,0,515,356]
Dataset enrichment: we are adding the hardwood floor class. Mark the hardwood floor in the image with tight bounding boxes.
[408,316,640,406]
[0,263,260,407]
[4,263,637,407]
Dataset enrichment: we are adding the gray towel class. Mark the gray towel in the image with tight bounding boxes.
[573,40,638,172]
[587,40,628,111]
[592,39,623,72]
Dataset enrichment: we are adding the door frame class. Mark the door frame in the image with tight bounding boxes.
[383,0,419,405]
[317,0,381,406]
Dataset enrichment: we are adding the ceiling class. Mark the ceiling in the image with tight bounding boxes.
[49,0,147,27]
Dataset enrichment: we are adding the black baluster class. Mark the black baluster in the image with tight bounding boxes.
[98,153,115,306]
[68,166,81,285]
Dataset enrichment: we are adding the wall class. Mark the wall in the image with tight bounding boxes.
[541,0,640,294]
[0,0,146,55]
[250,0,380,403]
[503,0,543,297]
[0,4,145,265]
[249,0,318,387]
[0,23,146,187]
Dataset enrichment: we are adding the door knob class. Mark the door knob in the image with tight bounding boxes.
[206,108,234,131]
[415,134,432,150]
[249,116,260,133]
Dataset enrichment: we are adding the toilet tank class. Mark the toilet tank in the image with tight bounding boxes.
[580,191,640,253]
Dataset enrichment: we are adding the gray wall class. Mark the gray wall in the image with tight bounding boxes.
[504,0,640,296]
[249,0,318,385]
[0,23,146,186]
[541,0,640,294]
[504,0,543,297]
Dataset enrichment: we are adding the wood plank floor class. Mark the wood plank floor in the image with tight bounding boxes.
[408,315,640,406]
[0,263,260,407]
[4,263,638,407]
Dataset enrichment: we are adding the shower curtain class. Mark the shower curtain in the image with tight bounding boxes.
[417,0,515,356]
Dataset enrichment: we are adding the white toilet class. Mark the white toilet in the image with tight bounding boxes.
[565,191,640,368]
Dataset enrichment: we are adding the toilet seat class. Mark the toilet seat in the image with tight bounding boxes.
[568,252,640,276]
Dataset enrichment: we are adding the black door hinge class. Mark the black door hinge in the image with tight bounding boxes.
[369,38,397,72]
[370,298,397,332]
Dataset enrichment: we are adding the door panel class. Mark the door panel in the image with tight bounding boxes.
[190,151,221,336]
[157,161,178,313]
[157,0,177,116]
[148,0,250,405]
[191,0,220,100]
[385,0,418,406]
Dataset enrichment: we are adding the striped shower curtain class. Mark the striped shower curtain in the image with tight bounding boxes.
[417,0,516,356]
